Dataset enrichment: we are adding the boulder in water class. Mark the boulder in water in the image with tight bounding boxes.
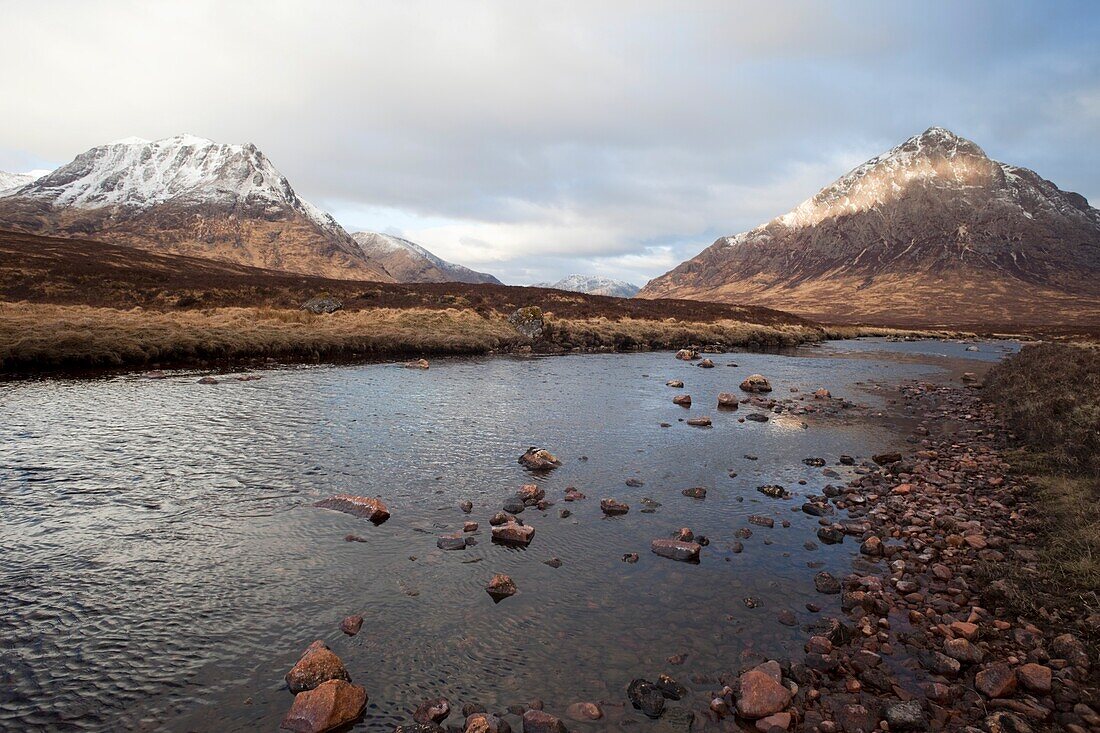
[281,679,367,733]
[739,374,772,393]
[314,494,390,524]
[519,447,560,471]
[285,640,351,693]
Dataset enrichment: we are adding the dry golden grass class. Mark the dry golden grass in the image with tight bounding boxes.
[0,302,825,372]
[819,324,975,340]
[0,302,522,370]
[980,343,1100,639]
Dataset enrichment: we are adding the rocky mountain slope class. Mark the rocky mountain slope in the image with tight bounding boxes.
[638,127,1100,330]
[351,232,500,284]
[0,135,392,281]
[533,274,640,298]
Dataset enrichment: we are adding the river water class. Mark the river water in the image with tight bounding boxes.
[0,339,1016,731]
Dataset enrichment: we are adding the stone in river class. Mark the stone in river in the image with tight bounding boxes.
[666,379,684,388]
[565,702,603,721]
[757,485,789,499]
[491,522,534,546]
[675,348,698,361]
[802,457,826,467]
[627,678,665,718]
[285,640,351,693]
[489,512,514,526]
[884,701,926,732]
[516,484,545,503]
[717,392,739,409]
[600,499,630,515]
[739,374,773,393]
[681,487,707,499]
[697,358,715,368]
[465,713,511,733]
[197,376,219,384]
[521,709,567,733]
[281,679,367,733]
[651,539,701,562]
[544,557,562,568]
[464,521,478,532]
[502,499,526,514]
[735,668,792,719]
[817,527,844,544]
[437,534,467,551]
[404,359,430,369]
[519,447,561,471]
[414,698,451,724]
[656,674,687,700]
[622,552,640,563]
[625,477,644,487]
[745,412,769,422]
[314,494,390,524]
[813,572,841,594]
[686,416,712,427]
[748,515,774,528]
[486,573,517,601]
[340,615,363,636]
[460,501,474,514]
[672,394,692,407]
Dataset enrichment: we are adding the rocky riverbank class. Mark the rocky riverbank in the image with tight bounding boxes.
[276,358,1096,733]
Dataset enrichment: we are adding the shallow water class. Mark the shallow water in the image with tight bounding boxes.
[0,339,1014,731]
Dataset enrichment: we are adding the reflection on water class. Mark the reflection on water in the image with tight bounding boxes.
[0,341,1004,731]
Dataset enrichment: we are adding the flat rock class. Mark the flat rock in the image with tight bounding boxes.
[491,522,534,546]
[314,494,390,524]
[736,669,792,719]
[651,539,701,562]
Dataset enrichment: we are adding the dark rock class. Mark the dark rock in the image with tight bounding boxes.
[757,485,790,499]
[681,487,707,499]
[627,679,665,718]
[651,539,701,562]
[872,451,902,465]
[521,709,566,733]
[414,698,451,724]
[884,701,926,731]
[300,296,343,314]
[600,499,630,515]
[813,572,841,594]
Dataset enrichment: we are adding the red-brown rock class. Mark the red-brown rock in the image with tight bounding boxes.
[1016,663,1052,694]
[281,679,367,733]
[340,615,363,636]
[736,668,792,719]
[975,663,1017,699]
[486,573,517,601]
[314,494,390,524]
[491,522,534,546]
[285,641,350,693]
[651,539,701,562]
[522,709,567,733]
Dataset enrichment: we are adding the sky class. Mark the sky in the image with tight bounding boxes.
[1,1,1098,286]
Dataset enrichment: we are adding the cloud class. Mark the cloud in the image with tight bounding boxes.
[1,0,1097,283]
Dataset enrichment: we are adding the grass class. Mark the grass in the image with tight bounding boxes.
[980,343,1100,645]
[0,302,825,372]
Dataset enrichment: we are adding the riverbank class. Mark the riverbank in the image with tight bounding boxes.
[0,229,828,373]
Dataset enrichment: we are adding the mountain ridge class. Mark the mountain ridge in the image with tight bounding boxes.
[0,135,393,281]
[352,231,501,284]
[532,274,640,298]
[638,127,1100,329]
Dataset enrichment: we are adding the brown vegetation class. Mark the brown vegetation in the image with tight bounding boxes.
[0,230,823,372]
[981,343,1100,631]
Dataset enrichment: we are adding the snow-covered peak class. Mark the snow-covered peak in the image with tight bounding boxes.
[758,126,1019,233]
[16,134,345,237]
[351,231,502,284]
[0,170,41,196]
[534,274,640,298]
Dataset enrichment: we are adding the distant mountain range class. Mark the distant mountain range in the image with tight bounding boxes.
[352,231,500,285]
[0,135,500,285]
[639,127,1100,329]
[532,274,640,298]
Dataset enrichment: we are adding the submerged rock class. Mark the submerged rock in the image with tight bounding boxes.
[697,358,715,368]
[314,494,390,524]
[666,379,684,388]
[285,640,350,693]
[521,709,567,733]
[414,698,452,724]
[437,534,467,551]
[736,667,792,720]
[281,679,367,733]
[627,678,665,718]
[600,499,630,516]
[717,392,739,409]
[404,358,430,370]
[757,484,790,499]
[686,416,712,427]
[672,394,692,407]
[681,487,707,499]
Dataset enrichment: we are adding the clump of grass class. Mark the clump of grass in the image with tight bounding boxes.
[980,343,1100,645]
[985,342,1100,475]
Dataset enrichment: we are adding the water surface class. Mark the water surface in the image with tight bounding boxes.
[0,340,1011,731]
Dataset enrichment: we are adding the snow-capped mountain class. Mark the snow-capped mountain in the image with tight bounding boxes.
[0,171,39,194]
[352,232,501,284]
[639,127,1100,329]
[0,135,392,281]
[532,275,641,298]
